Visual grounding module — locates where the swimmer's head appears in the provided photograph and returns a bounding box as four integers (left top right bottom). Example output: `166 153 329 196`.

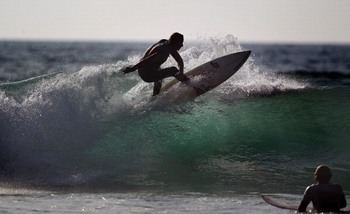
314 165 332 183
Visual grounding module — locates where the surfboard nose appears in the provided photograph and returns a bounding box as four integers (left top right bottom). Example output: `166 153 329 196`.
242 50 251 57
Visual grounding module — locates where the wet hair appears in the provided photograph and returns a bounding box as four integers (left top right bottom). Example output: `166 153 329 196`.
169 32 184 43
314 165 332 183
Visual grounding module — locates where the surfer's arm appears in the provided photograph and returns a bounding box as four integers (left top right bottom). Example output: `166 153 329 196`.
338 186 347 209
298 187 312 212
298 200 309 212
170 50 184 73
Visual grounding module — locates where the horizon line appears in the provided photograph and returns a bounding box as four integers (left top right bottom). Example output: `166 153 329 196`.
1 37 350 46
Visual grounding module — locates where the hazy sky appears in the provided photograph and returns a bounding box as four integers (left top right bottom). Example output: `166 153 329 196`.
1 0 349 43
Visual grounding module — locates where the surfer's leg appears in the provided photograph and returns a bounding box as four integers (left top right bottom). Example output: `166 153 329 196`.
139 67 175 82
156 67 178 79
140 67 188 96
153 80 162 96
141 67 188 82
158 67 189 81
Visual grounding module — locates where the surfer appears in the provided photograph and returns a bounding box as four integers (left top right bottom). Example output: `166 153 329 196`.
298 165 347 213
122 32 189 96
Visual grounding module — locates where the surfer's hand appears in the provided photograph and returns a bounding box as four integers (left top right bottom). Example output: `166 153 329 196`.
121 66 134 74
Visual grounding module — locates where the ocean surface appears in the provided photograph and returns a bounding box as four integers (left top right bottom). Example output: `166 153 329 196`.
1 35 349 213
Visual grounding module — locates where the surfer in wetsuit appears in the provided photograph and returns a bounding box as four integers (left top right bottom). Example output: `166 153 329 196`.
122 32 189 96
298 165 347 213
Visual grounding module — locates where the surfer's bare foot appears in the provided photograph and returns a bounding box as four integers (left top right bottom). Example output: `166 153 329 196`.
175 72 189 82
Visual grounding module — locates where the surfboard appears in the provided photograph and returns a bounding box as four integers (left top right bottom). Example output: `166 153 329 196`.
261 195 300 211
160 51 251 100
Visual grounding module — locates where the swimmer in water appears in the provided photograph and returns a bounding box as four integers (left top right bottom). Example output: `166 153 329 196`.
298 165 347 213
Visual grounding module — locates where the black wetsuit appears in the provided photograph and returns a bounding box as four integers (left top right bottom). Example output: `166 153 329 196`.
298 183 347 213
138 39 178 83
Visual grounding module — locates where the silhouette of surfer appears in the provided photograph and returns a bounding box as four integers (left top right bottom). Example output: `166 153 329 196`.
122 32 189 96
298 165 347 213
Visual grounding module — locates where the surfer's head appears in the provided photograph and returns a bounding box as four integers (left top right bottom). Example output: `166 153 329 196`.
314 165 332 183
169 32 184 50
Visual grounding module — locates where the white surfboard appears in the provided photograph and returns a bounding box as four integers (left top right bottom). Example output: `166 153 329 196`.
261 195 300 211
160 51 251 101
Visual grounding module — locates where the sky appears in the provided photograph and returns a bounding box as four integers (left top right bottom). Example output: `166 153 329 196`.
1 0 350 44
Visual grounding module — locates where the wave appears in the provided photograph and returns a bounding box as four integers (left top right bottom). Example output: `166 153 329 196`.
2 35 348 190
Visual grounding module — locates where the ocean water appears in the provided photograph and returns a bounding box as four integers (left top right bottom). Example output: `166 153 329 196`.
0 36 349 213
